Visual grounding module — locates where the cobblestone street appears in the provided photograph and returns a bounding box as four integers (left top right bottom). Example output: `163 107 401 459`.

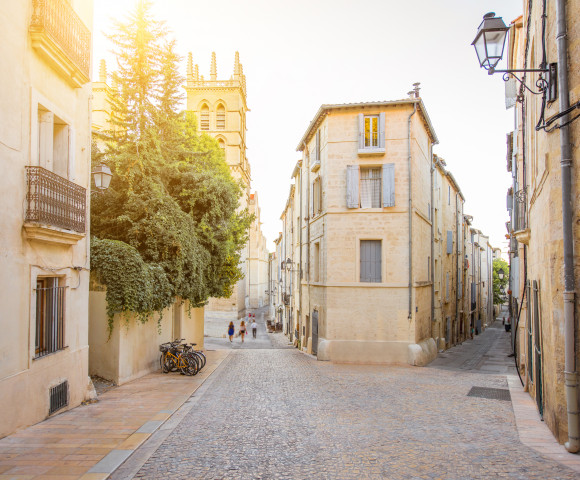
113 328 579 480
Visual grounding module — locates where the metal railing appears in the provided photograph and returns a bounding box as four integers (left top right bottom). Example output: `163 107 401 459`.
25 166 86 233
30 0 91 78
513 189 527 231
35 282 65 358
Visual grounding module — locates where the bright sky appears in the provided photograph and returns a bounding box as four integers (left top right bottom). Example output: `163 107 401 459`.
93 0 522 254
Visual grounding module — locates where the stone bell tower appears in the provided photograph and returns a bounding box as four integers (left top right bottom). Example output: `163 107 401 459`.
185 52 252 320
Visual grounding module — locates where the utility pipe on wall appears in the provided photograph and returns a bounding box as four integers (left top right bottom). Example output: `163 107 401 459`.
430 152 435 338
407 102 417 320
555 0 579 454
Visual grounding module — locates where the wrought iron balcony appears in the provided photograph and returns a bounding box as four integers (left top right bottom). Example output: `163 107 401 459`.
25 166 86 234
30 0 91 87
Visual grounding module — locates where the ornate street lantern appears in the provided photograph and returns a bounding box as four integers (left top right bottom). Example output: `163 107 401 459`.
92 164 112 191
472 12 509 71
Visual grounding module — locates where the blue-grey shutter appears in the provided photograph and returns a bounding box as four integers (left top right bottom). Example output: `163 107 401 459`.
506 190 513 210
358 114 364 149
360 240 381 282
446 230 453 254
382 163 395 207
379 112 385 149
346 165 359 208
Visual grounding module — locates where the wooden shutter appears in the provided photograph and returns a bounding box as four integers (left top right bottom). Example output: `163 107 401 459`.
360 240 381 282
447 230 453 254
446 272 450 301
379 112 385 149
68 126 75 181
357 114 364 150
346 165 359 208
382 163 395 207
315 130 320 161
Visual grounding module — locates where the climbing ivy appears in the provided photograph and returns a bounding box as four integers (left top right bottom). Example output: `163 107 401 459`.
90 237 173 335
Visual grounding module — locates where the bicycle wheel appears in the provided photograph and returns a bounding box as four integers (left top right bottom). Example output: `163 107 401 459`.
179 353 199 376
193 351 206 370
160 353 169 373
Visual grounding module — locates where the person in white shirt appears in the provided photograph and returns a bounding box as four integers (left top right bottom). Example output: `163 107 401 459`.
251 316 258 339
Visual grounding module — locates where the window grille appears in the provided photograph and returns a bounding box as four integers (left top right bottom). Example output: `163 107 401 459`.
49 381 68 414
35 277 65 358
360 168 381 208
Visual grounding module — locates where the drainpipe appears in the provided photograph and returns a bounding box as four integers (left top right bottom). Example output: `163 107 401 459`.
430 151 435 338
407 102 417 320
555 0 579 454
455 193 460 343
298 160 303 347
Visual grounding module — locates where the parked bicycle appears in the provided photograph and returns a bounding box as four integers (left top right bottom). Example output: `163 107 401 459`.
159 339 205 376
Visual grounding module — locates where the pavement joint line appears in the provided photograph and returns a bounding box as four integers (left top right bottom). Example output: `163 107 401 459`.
106 349 234 480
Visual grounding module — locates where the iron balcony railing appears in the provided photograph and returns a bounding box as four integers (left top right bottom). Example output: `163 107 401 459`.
30 0 91 78
25 166 86 233
513 189 528 232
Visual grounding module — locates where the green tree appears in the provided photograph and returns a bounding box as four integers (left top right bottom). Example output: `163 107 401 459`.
492 258 509 305
91 1 251 330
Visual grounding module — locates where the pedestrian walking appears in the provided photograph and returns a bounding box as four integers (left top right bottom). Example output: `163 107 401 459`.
227 321 235 342
251 316 258 339
239 320 247 343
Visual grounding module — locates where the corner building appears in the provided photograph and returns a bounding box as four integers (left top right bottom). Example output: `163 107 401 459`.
294 97 439 364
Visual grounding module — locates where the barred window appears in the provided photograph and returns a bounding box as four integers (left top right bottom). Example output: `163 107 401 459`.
360 240 382 283
35 277 65 358
360 168 381 208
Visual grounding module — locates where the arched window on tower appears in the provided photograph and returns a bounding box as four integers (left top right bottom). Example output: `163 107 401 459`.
200 104 210 131
218 139 226 158
216 104 226 130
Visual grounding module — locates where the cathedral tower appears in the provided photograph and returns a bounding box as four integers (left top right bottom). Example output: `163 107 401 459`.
185 52 252 319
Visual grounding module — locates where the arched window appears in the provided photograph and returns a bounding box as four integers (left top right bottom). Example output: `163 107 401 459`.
200 104 209 131
216 104 226 130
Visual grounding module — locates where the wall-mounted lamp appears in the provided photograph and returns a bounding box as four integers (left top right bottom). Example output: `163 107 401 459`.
472 11 557 104
92 164 113 192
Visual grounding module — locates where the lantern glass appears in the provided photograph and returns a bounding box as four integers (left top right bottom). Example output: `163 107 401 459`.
472 13 509 70
92 164 113 191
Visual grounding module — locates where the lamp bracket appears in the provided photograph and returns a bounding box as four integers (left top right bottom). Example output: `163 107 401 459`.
488 68 550 96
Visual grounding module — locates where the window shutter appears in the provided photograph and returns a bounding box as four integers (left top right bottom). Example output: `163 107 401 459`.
446 230 453 254
357 114 364 150
379 112 385 149
446 272 449 301
315 130 320 161
382 163 395 207
68 127 75 181
346 165 359 208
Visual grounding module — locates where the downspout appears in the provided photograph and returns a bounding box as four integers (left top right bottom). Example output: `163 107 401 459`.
430 151 435 338
407 102 417 320
555 0 579 453
455 193 460 343
298 161 303 347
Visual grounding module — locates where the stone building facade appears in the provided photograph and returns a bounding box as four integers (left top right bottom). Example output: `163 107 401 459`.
503 0 580 447
276 94 496 365
0 0 94 438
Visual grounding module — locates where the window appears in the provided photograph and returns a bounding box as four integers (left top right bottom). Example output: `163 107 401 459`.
360 168 381 208
312 176 322 216
346 164 395 208
448 185 451 205
365 116 379 148
38 106 73 179
360 240 381 283
35 277 65 358
358 113 385 153
314 242 320 282
200 104 209 130
216 104 226 129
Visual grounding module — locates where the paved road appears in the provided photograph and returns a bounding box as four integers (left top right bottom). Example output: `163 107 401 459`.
113 325 578 480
